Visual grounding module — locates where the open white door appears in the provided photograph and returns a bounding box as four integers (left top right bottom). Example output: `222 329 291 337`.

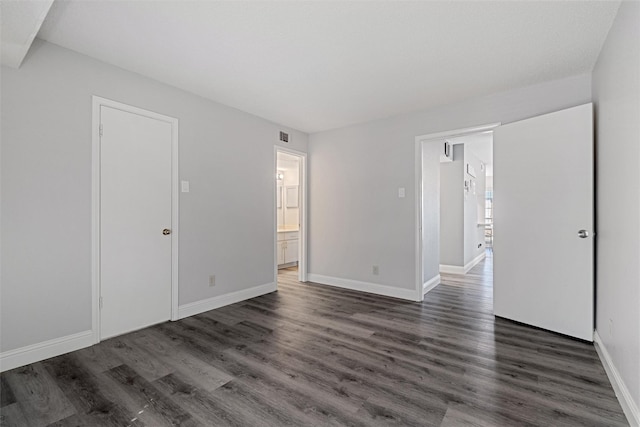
493 103 594 341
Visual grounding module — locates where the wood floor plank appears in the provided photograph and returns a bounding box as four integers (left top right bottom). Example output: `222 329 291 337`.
242 300 377 338
128 328 233 393
209 379 324 427
72 345 123 376
153 372 248 427
439 403 521 427
219 348 385 425
42 355 144 427
0 402 30 427
101 336 174 382
0 375 17 408
228 373 365 427
2 363 76 426
104 364 197 426
46 413 88 426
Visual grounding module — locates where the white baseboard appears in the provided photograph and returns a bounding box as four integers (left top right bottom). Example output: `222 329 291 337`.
178 282 277 319
464 251 486 273
440 252 486 275
423 274 441 296
278 262 297 269
0 330 94 373
440 264 465 274
594 331 639 427
307 274 419 301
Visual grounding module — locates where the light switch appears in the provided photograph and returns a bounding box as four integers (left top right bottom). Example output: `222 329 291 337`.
181 181 190 193
398 187 405 198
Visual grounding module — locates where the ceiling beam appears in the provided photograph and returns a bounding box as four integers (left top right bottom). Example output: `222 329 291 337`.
1 0 54 68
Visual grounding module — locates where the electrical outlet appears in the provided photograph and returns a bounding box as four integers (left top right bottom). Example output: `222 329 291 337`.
209 275 216 287
372 265 379 275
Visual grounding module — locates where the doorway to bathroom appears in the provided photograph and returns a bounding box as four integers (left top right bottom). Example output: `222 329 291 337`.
275 148 307 284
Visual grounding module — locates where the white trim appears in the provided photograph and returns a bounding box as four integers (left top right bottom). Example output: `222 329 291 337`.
307 274 420 301
415 123 501 143
178 282 277 319
423 274 441 295
440 264 466 275
440 252 486 275
593 332 640 427
414 138 424 301
92 96 179 344
414 123 500 303
273 148 278 286
274 146 308 284
0 330 93 373
171 116 180 321
91 98 101 344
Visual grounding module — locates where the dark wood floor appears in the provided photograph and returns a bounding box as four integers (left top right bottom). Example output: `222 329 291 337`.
0 254 628 426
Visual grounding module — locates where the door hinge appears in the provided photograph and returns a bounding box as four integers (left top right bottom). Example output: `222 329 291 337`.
99 296 103 309
99 124 103 137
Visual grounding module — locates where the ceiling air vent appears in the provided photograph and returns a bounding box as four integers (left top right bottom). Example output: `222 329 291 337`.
279 131 289 143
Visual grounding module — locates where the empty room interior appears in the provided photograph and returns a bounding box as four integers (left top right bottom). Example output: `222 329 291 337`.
1 1 639 426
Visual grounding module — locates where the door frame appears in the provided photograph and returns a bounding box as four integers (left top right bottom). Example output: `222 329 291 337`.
91 96 179 344
414 122 500 301
274 146 308 284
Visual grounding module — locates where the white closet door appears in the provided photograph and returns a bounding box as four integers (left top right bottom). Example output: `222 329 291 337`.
100 105 173 339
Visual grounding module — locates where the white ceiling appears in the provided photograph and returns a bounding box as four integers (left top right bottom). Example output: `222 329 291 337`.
31 1 621 133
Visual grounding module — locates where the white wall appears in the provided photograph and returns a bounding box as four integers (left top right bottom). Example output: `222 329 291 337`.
0 40 308 353
439 144 486 269
440 144 464 266
592 0 640 419
463 145 486 265
308 73 591 295
421 141 440 284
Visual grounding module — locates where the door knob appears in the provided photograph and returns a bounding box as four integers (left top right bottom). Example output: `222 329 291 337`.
163 228 171 235
578 229 589 238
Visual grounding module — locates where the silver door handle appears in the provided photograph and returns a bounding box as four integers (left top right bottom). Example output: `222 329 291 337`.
578 230 589 238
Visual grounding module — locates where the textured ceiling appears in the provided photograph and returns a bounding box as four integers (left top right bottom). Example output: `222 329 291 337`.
36 1 620 133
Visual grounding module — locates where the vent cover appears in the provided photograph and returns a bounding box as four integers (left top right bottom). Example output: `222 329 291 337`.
279 131 289 143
